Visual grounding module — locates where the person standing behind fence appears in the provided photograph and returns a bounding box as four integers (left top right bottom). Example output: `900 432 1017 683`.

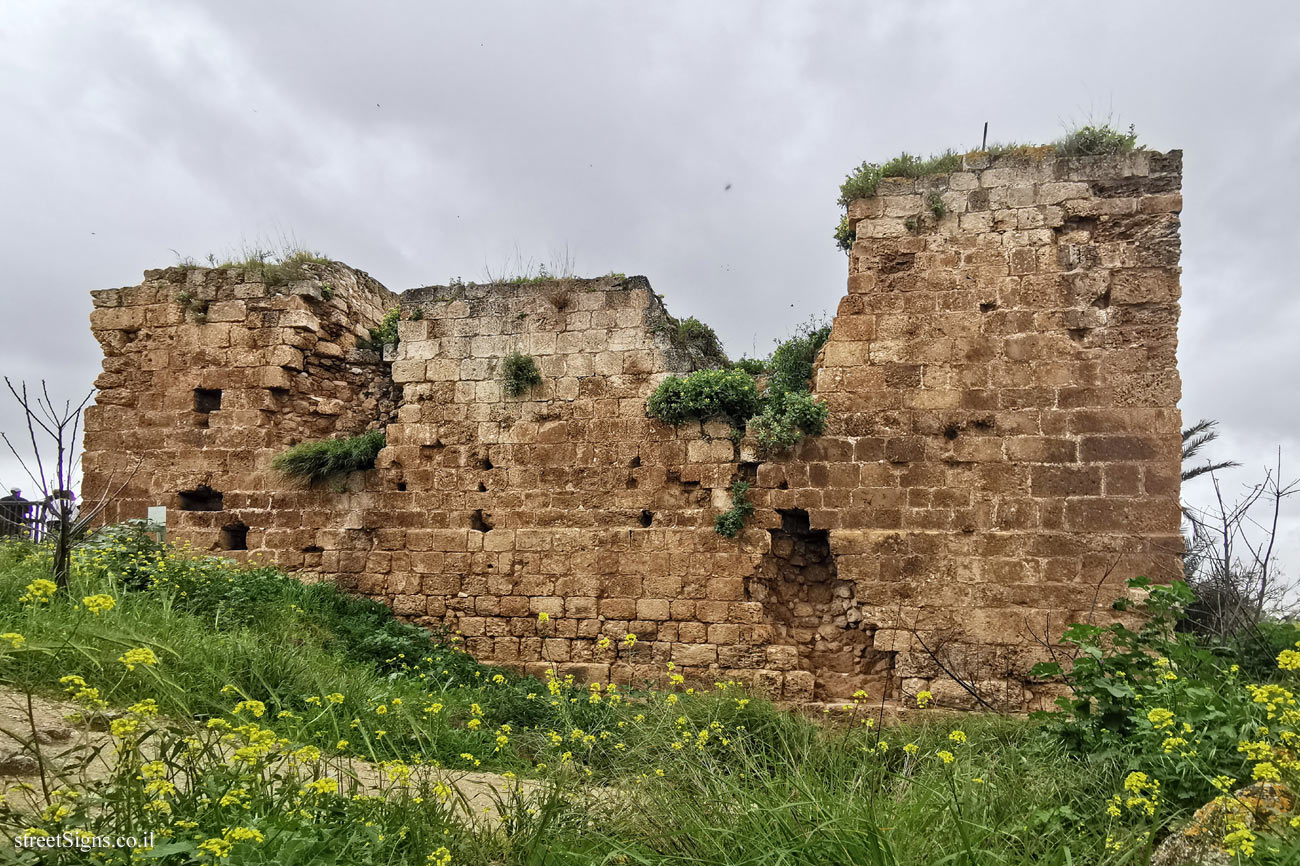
0 488 32 537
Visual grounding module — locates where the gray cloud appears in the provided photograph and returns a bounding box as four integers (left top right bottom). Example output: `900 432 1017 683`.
2 0 1297 570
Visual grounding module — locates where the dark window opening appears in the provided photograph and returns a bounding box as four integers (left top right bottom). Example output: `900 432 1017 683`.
639 510 654 528
738 461 759 484
942 423 960 440
471 509 494 532
220 522 248 551
628 456 641 469
477 482 487 492
777 479 789 490
179 486 223 512
626 476 638 490
194 388 222 413
302 544 324 553
396 481 407 491
480 456 493 471
978 301 998 313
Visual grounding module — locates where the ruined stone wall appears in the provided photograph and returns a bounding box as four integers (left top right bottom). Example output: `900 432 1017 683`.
82 148 1185 710
83 262 397 555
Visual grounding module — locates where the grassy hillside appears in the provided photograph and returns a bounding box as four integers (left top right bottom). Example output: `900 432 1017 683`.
1 528 1299 864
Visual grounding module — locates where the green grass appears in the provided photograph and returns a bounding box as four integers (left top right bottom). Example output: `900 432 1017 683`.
271 430 386 483
1 532 1275 865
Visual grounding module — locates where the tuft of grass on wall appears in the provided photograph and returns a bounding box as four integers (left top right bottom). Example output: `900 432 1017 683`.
271 430 386 483
1053 123 1139 156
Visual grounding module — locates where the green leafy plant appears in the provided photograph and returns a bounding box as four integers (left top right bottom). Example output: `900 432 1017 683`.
271 430 386 482
646 369 762 427
714 480 755 538
1029 577 1271 808
749 391 829 452
320 283 334 301
1053 123 1139 157
833 214 855 253
732 357 768 376
928 192 948 219
502 351 543 397
766 319 831 400
362 307 401 350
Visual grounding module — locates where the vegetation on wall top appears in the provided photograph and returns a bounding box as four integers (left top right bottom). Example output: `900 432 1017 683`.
175 238 333 288
833 123 1142 251
646 368 761 427
271 430 386 483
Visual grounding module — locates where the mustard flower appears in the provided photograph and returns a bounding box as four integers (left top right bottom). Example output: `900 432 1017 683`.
18 579 57 605
232 700 266 718
916 690 932 709
81 594 116 615
936 750 955 764
536 612 549 624
427 847 452 866
948 729 967 744
622 633 637 648
1 632 26 649
118 647 159 672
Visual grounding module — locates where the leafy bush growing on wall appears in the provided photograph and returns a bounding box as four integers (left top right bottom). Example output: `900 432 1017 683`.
749 391 829 452
502 351 543 397
713 480 755 538
766 319 831 400
646 369 762 427
360 307 401 350
271 430 386 483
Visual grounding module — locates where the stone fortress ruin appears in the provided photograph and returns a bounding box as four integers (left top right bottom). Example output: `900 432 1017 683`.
82 148 1186 710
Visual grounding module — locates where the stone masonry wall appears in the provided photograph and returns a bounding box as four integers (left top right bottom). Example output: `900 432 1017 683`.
82 148 1185 710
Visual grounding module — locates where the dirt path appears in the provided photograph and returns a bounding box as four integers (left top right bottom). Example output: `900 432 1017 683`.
0 687 537 826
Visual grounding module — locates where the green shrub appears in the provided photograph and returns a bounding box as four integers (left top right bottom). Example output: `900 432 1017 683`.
749 391 829 452
502 350 543 397
766 319 831 400
928 191 947 219
833 214 856 253
271 430 386 482
732 357 768 376
1053 123 1139 156
362 307 401 350
714 480 755 538
664 315 726 364
646 369 762 427
1030 576 1289 809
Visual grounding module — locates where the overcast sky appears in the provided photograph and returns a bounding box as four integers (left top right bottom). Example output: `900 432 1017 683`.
2 1 1297 578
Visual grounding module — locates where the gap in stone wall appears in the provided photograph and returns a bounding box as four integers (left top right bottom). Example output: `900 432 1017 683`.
749 508 877 696
178 486 223 512
220 521 248 551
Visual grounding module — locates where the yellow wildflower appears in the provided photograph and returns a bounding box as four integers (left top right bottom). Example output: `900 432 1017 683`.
18 579 57 604
118 647 159 672
81 594 116 615
1 632 26 649
916 690 932 709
